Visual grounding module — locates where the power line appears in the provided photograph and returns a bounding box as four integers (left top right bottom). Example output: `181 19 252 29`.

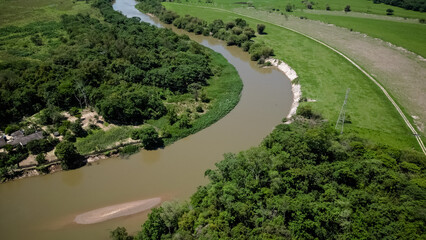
335 88 350 134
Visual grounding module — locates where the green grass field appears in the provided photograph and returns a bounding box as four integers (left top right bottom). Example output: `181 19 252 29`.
190 0 426 19
0 0 101 27
163 2 420 150
294 12 426 57
177 0 426 57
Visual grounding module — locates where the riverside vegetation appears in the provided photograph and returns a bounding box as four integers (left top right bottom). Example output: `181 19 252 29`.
159 0 423 150
108 1 425 239
0 0 242 180
112 109 426 239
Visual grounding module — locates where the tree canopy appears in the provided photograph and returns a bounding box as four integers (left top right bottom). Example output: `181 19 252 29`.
134 116 425 239
0 0 214 128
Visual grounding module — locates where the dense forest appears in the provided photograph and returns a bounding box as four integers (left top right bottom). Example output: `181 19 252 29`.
373 0 426 12
136 0 274 62
112 109 426 239
0 0 244 178
0 0 213 128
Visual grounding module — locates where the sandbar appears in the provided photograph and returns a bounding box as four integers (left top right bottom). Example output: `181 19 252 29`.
74 197 161 224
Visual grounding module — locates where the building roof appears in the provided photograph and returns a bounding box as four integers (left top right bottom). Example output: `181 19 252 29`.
11 130 24 138
10 131 44 146
0 137 6 148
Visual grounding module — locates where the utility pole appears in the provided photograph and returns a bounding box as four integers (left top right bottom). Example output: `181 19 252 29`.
335 88 350 134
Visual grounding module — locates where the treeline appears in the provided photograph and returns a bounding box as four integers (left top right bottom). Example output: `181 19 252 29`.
373 0 426 12
0 0 214 127
137 0 274 62
113 110 426 239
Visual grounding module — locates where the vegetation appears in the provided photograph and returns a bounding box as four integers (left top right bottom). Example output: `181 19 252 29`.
120 115 426 239
1 0 243 167
373 0 426 12
136 0 274 62
131 126 163 150
54 141 83 170
161 2 420 150
171 0 426 57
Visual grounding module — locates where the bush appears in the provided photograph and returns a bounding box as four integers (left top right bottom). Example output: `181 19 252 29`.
36 153 47 165
69 107 80 116
131 126 163 150
386 8 394 15
54 141 83 170
5 124 20 135
119 144 140 156
64 132 76 142
286 4 293 12
297 105 320 119
196 105 204 113
70 121 87 138
344 5 351 12
256 24 265 34
26 139 53 155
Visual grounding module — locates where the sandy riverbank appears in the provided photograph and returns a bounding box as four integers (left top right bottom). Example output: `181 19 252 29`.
74 197 162 224
266 58 300 121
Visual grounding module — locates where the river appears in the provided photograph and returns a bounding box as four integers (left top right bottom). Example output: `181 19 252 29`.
0 0 292 239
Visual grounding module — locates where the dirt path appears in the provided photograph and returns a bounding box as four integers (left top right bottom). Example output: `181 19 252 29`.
170 4 426 154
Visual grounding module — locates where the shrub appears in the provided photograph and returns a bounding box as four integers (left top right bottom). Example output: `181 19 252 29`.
69 107 80 116
344 5 351 12
55 141 83 170
26 139 53 155
386 8 394 15
196 105 204 113
119 144 140 156
5 124 20 135
132 126 163 150
70 121 87 138
297 105 320 119
36 153 47 165
257 24 265 34
286 4 293 12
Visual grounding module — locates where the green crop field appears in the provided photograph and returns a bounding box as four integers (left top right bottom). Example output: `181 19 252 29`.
162 2 422 150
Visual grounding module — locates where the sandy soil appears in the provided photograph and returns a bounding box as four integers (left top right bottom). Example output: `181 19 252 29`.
235 8 426 134
266 58 301 121
74 197 162 224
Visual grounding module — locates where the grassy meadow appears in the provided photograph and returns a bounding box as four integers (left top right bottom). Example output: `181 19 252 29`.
175 0 426 57
162 2 421 150
190 0 426 19
0 0 101 27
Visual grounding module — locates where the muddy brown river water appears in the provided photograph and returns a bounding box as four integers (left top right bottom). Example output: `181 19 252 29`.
0 0 292 239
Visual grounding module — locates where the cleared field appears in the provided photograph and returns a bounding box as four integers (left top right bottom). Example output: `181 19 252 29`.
163 2 422 150
0 0 101 27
